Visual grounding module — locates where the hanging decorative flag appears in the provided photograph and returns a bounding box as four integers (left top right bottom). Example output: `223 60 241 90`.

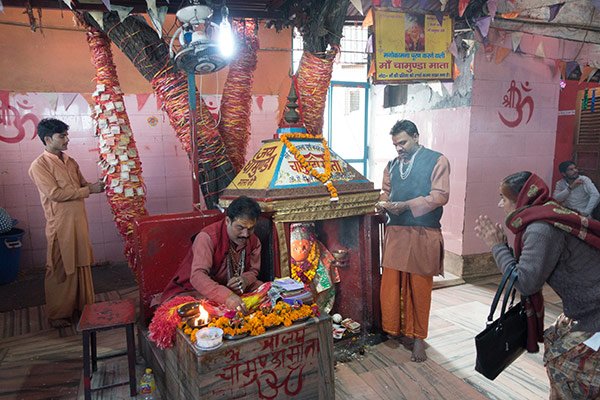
566 61 578 78
350 0 363 15
146 0 157 20
591 89 596 113
453 63 461 79
112 5 133 22
495 46 511 64
448 38 459 58
458 0 470 17
548 3 565 22
88 11 105 30
136 93 151 111
475 16 491 38
429 82 444 96
487 0 498 19
556 59 566 79
535 42 545 58
440 0 449 11
42 93 59 112
0 0 5 12
148 5 168 38
62 93 79 111
511 31 523 51
362 8 373 27
81 93 95 109
579 66 598 83
101 0 111 11
61 0 72 9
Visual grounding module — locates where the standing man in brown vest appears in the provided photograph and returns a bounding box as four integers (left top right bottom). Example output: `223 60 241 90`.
377 120 450 362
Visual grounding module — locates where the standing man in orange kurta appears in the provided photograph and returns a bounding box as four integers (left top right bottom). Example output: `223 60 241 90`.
29 118 105 328
377 119 450 362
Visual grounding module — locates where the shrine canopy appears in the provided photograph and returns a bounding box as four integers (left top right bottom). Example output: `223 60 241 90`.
221 135 378 218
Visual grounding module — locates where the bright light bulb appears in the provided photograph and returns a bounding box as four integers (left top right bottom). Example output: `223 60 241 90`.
219 19 235 58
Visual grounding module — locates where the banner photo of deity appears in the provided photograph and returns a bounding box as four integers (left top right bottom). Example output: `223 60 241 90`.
289 222 340 314
373 9 453 83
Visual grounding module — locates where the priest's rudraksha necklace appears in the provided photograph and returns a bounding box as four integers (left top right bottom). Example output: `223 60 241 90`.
227 247 246 280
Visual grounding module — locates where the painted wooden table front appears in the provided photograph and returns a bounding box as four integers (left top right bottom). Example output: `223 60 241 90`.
162 315 335 399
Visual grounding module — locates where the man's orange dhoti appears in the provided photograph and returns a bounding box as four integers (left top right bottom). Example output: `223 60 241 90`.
380 269 433 339
45 239 95 320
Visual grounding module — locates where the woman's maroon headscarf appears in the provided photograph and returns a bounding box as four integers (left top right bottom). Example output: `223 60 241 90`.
503 173 600 351
505 173 600 256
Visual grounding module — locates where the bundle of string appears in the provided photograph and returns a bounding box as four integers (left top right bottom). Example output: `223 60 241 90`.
82 11 235 209
292 50 337 137
85 25 148 268
218 19 259 173
151 65 235 208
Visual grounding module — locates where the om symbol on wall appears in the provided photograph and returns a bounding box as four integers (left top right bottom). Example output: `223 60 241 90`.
0 92 39 144
498 80 534 128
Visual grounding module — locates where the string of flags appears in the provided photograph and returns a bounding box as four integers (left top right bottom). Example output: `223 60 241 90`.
367 0 594 19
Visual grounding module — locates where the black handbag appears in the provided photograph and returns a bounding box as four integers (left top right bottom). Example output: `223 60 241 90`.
474 264 527 380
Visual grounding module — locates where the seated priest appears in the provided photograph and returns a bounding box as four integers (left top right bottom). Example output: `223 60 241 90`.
157 196 263 311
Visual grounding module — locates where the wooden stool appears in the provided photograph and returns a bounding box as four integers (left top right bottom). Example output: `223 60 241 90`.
77 298 137 400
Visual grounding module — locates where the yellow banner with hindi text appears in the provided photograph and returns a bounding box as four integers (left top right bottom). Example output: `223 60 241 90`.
373 10 453 83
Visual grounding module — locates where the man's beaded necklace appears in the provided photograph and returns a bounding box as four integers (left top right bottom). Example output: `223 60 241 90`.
399 145 422 180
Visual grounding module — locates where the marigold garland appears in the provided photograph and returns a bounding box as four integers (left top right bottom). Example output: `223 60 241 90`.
290 241 320 283
280 133 339 201
179 302 317 340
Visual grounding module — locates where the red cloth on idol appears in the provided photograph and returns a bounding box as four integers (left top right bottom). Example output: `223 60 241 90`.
505 173 600 352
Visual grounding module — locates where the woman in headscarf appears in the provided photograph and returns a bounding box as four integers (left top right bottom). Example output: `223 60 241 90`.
474 171 600 399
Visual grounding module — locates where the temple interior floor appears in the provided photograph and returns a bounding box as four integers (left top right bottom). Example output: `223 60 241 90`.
0 275 559 399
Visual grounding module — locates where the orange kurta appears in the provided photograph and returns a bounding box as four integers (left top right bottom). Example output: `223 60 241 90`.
29 151 95 319
379 153 450 338
29 151 94 273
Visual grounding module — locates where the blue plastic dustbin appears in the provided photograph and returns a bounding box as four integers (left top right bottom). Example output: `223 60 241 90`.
0 228 25 284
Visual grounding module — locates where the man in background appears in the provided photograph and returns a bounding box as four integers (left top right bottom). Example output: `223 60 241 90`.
553 160 599 217
29 118 105 327
377 119 450 362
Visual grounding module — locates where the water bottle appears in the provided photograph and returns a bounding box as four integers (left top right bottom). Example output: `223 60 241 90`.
139 368 156 399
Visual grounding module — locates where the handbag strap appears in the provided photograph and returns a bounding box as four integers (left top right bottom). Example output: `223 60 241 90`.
500 268 519 317
486 263 516 323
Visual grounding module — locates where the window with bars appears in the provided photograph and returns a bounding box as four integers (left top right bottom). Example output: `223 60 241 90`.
292 25 369 72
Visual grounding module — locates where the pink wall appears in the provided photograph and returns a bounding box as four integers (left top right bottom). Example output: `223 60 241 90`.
463 48 560 255
368 89 470 255
0 92 278 273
